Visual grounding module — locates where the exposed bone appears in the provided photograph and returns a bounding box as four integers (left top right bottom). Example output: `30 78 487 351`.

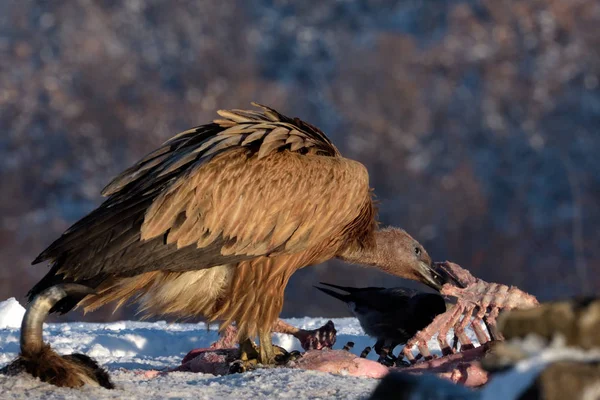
402 262 538 362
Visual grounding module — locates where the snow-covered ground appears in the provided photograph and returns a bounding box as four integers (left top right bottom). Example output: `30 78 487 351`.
0 298 396 399
4 298 596 399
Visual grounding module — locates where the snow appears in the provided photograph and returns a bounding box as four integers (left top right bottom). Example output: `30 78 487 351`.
0 298 25 329
0 315 384 399
0 297 564 400
0 367 378 400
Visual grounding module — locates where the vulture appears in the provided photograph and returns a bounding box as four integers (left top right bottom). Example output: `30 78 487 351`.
0 284 114 388
28 103 455 366
315 283 446 364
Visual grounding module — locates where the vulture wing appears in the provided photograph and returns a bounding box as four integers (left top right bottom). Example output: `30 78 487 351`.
32 104 373 285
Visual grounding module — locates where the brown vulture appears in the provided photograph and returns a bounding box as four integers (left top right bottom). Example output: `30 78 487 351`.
28 103 454 365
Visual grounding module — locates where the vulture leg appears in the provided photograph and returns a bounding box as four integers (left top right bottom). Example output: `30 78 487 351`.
189 320 335 370
258 329 289 365
258 330 276 364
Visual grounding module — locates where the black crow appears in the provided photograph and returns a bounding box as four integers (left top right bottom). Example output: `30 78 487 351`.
315 283 447 364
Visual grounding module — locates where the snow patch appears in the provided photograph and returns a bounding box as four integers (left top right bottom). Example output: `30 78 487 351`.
0 317 381 399
0 298 25 329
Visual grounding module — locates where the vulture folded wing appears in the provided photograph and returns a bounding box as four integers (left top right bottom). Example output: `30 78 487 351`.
140 150 372 261
32 104 373 284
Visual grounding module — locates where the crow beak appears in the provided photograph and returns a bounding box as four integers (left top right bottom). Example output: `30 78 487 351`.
418 261 464 291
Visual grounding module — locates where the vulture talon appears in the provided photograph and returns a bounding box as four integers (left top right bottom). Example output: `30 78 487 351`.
232 339 289 372
286 350 303 363
229 360 251 374
238 338 260 365
273 347 295 364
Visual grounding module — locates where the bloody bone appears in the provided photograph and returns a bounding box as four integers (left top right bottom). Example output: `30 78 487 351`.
402 262 539 362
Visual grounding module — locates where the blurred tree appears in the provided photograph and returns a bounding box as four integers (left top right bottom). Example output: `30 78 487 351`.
1 0 598 321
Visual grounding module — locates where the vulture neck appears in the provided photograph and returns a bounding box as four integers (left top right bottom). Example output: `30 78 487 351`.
338 228 407 275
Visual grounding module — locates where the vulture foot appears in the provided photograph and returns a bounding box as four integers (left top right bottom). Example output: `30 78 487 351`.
229 338 289 373
184 320 335 372
229 338 259 373
402 262 539 363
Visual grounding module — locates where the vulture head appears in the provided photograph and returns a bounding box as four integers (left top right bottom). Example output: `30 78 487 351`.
384 228 454 290
339 227 459 291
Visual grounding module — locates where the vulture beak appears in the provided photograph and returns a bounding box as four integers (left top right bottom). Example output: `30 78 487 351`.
417 261 463 291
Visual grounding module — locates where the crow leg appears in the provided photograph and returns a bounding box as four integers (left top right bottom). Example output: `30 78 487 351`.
377 341 398 366
343 341 355 351
359 346 372 358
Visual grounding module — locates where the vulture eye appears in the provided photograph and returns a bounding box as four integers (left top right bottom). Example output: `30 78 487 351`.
414 247 421 256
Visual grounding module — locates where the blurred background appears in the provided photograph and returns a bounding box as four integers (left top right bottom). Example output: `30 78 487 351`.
1 0 599 322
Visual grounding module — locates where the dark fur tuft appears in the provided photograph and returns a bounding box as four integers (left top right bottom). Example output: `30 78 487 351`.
1 284 114 389
1 345 114 389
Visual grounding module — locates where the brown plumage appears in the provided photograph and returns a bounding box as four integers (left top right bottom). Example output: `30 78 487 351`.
1 284 114 389
28 103 453 363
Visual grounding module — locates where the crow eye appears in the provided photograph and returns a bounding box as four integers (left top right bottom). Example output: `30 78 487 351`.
414 247 421 256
